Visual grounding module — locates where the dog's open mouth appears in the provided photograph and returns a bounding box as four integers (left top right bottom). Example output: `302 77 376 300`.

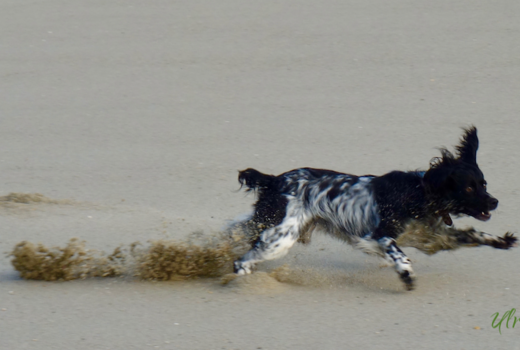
475 211 491 221
463 209 492 221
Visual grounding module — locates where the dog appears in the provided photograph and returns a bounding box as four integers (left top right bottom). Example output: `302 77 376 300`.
232 127 516 290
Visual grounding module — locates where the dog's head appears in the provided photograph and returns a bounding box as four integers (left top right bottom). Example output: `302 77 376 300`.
423 127 498 221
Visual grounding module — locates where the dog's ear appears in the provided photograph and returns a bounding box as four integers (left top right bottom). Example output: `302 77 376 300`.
455 126 479 164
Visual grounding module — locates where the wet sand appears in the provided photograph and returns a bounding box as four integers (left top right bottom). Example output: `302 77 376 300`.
1 1 519 349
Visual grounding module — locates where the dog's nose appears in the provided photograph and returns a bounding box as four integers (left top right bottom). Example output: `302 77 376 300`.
489 197 499 210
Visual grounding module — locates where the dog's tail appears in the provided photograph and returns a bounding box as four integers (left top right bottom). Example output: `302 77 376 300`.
238 168 277 192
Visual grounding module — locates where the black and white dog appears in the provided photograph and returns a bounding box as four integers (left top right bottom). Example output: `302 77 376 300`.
233 127 516 290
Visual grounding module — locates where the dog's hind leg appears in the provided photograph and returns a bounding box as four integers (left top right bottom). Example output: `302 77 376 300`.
378 237 416 290
233 202 309 275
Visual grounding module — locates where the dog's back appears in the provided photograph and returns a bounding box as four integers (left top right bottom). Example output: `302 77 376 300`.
238 168 382 238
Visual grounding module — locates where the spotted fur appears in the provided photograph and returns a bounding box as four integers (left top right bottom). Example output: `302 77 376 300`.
233 127 517 290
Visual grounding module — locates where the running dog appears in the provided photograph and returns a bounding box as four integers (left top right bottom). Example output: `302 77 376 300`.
232 127 516 290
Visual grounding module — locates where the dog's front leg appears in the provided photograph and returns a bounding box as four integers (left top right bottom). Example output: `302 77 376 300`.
378 237 416 291
452 228 517 249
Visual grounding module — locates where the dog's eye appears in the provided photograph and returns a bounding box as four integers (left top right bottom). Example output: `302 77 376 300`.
466 186 474 193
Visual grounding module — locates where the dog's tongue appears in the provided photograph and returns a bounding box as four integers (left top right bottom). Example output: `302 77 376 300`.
442 213 453 226
476 212 491 221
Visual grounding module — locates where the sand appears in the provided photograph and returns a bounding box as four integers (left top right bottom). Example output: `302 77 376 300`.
1 0 520 349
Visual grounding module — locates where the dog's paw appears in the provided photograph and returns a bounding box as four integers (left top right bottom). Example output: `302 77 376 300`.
399 271 416 291
493 232 517 249
233 260 253 275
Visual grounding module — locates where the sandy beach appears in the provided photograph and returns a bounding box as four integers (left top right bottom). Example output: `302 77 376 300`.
1 1 519 349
